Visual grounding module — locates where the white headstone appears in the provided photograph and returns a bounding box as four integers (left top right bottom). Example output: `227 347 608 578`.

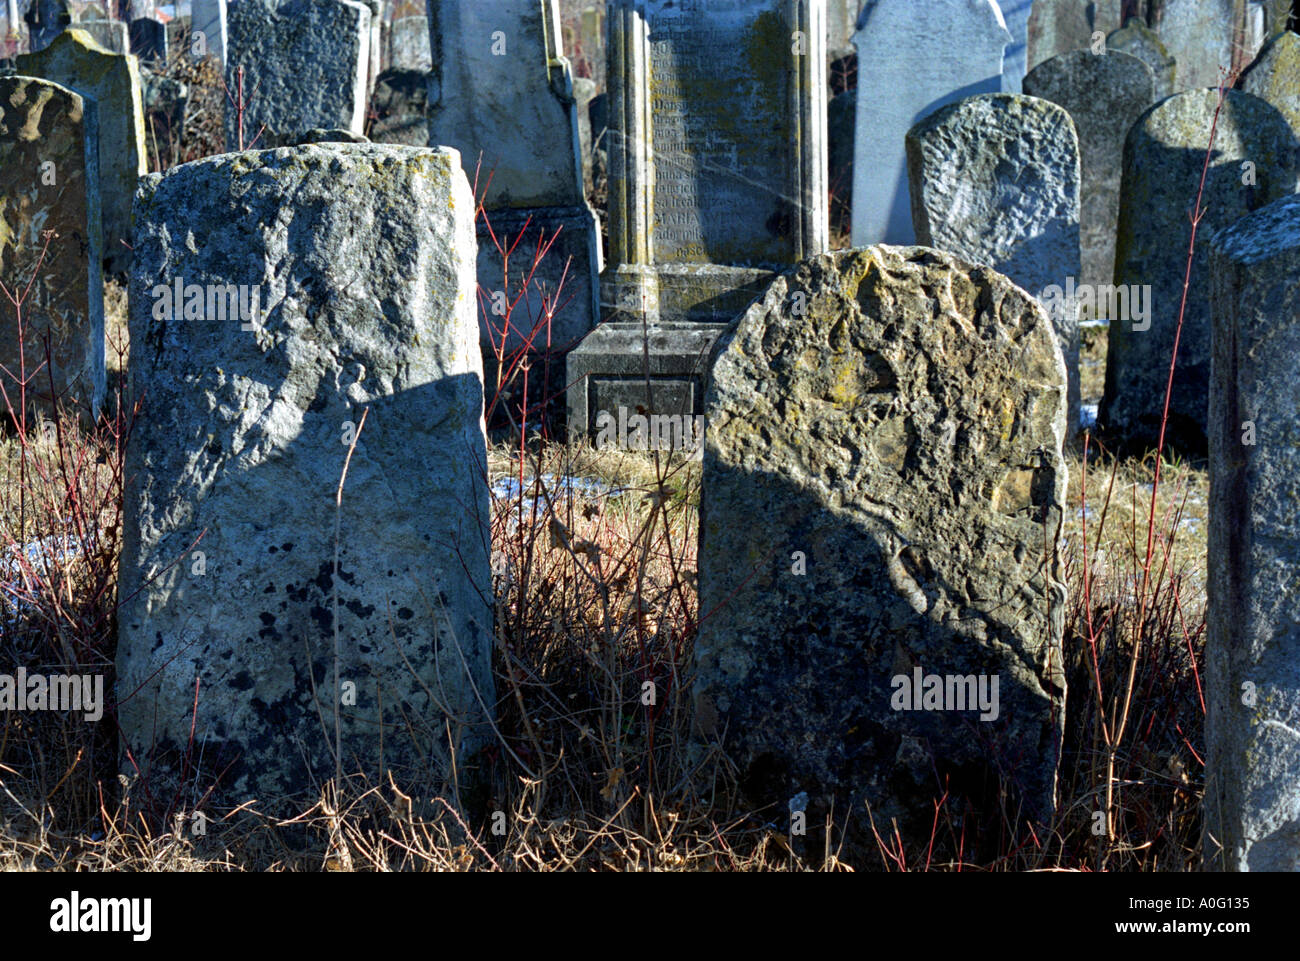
851 0 1010 246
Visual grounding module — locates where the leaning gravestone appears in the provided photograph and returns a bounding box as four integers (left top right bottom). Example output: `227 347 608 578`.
192 0 228 65
1024 50 1156 295
0 75 103 420
1206 190 1300 872
118 142 494 804
389 15 430 72
128 16 166 63
1107 16 1177 98
907 93 1082 438
75 19 130 55
1148 0 1235 90
1027 0 1121 69
852 0 1008 247
1240 30 1300 142
571 0 828 439
1102 89 1297 452
369 68 429 146
697 245 1068 850
18 29 146 275
225 0 370 149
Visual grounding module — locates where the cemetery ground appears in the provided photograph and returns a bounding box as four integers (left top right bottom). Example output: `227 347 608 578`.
0 310 1211 869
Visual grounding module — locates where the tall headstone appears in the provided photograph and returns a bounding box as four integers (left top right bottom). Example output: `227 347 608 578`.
570 0 827 439
697 245 1068 851
128 15 165 62
1240 30 1300 141
907 93 1081 437
1102 89 1298 452
192 0 228 65
851 0 1008 247
76 19 129 55
1024 50 1157 292
118 143 494 805
1107 16 1177 98
24 0 69 51
1148 0 1236 90
389 14 429 72
18 28 146 275
1027 0 1121 69
225 0 370 150
426 1 603 412
0 75 103 419
1206 190 1300 872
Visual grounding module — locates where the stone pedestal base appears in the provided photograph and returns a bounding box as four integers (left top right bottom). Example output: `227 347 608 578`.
601 263 775 325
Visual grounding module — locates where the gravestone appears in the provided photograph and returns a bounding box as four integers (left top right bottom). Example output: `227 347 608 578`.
427 0 602 401
572 0 828 439
1107 16 1176 98
1148 0 1235 90
907 93 1082 438
225 0 370 150
118 142 494 804
999 0 1035 93
1206 190 1300 871
1240 30 1300 141
73 18 128 54
697 245 1068 851
369 68 428 146
1102 88 1298 452
389 14 429 72
18 28 146 275
851 0 1008 247
192 0 227 65
24 0 69 51
1024 50 1156 294
0 75 103 419
1027 0 1121 69
128 15 165 62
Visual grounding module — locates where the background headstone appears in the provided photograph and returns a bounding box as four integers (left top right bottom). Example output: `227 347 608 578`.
1000 0 1035 93
1148 0 1235 90
118 142 494 805
907 93 1082 437
75 18 128 54
18 28 146 275
1027 0 1122 69
24 0 69 51
697 245 1068 852
0 75 103 419
1102 88 1298 452
1107 16 1177 98
225 0 370 150
1024 50 1156 295
192 0 227 65
1240 30 1300 141
1206 190 1300 872
388 13 429 72
128 14 164 62
852 0 1009 247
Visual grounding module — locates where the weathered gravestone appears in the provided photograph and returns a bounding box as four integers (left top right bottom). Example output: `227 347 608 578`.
128 16 166 63
571 0 828 439
18 29 146 275
1148 0 1236 90
852 0 1008 247
1102 88 1297 452
1240 30 1300 142
0 75 103 420
75 19 129 55
907 93 1082 438
369 68 428 146
225 0 370 150
1107 16 1177 98
192 0 228 65
1024 50 1156 297
1206 190 1300 871
696 245 1068 850
118 142 494 804
1027 0 1121 69
389 14 430 72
